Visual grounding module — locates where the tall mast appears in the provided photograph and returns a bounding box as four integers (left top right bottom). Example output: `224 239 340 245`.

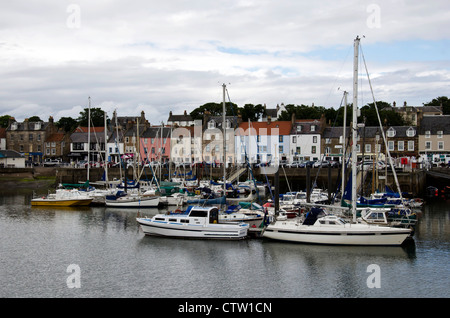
222 83 227 196
351 36 360 222
87 96 91 181
104 110 108 184
341 91 348 199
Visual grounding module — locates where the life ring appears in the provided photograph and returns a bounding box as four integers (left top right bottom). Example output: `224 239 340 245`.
174 208 182 213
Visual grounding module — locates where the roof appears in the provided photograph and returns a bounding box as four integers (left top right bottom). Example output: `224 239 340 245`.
167 112 193 123
322 127 351 138
6 121 49 131
75 127 105 133
419 115 450 134
141 127 172 138
70 132 107 143
291 119 323 134
0 150 24 158
46 132 66 142
238 121 292 135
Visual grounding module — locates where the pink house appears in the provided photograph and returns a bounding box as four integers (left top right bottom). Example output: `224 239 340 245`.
140 126 171 163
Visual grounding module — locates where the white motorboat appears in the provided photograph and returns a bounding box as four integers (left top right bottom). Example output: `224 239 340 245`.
137 206 249 240
263 208 412 246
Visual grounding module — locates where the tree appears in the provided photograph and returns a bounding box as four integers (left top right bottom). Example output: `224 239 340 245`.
28 116 42 122
240 104 265 122
56 117 78 133
77 107 107 127
424 96 450 115
190 102 239 120
0 115 12 128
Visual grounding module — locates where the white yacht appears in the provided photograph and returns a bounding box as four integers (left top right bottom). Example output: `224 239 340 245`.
137 206 249 240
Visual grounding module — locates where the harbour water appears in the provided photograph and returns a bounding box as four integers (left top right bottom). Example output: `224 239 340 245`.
0 189 449 299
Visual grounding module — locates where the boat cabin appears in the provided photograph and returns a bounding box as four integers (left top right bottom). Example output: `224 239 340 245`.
161 206 219 225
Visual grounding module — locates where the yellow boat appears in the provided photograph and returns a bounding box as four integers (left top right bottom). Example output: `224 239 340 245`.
31 197 93 206
31 189 93 207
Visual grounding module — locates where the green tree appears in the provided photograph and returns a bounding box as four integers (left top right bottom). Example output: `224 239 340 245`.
0 115 12 128
56 117 78 133
28 116 42 122
424 96 450 115
240 104 265 122
77 107 107 127
190 102 239 120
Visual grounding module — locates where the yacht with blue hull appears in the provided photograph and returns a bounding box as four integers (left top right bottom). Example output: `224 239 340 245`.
137 206 249 240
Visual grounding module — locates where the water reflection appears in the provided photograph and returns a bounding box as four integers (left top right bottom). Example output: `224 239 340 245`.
0 192 448 298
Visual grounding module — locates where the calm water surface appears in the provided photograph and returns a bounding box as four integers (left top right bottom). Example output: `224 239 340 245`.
0 190 448 298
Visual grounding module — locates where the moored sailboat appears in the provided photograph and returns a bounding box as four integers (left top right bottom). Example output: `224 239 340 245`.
262 37 412 246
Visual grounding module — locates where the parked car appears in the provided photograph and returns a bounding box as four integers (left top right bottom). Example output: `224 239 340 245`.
329 161 341 168
358 161 385 171
300 161 315 168
43 159 61 167
279 160 288 167
287 161 302 168
313 160 331 168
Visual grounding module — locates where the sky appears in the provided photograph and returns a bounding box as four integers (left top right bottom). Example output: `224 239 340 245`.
0 0 449 125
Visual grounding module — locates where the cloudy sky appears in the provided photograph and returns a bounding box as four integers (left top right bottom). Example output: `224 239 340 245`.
1 0 449 124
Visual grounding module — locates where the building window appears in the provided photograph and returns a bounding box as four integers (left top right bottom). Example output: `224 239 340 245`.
425 131 431 138
398 141 404 151
313 136 317 143
292 136 296 143
408 141 414 151
311 146 316 154
279 135 283 143
279 145 283 154
425 141 431 150
388 141 394 151
437 131 443 138
296 125 302 132
387 128 396 137
296 146 301 154
438 141 444 150
311 125 315 132
365 144 371 153
406 128 415 137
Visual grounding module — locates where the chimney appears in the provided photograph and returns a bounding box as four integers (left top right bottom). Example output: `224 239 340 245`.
393 101 396 107
404 101 407 107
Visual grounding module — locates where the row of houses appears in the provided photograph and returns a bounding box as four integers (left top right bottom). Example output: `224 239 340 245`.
1 104 449 168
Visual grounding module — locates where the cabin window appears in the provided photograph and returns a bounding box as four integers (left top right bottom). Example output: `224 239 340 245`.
189 210 207 217
180 219 189 223
169 218 177 222
209 208 219 224
155 217 165 221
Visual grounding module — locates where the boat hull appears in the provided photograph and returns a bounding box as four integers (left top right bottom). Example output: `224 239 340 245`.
105 196 160 207
31 198 93 206
137 218 248 240
263 222 411 246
